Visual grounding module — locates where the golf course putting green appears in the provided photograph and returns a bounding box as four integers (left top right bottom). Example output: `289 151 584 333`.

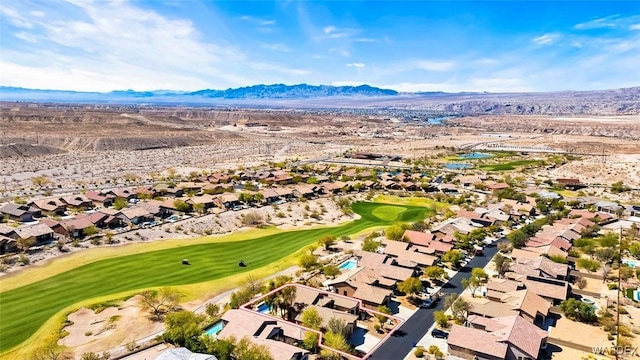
0 201 429 353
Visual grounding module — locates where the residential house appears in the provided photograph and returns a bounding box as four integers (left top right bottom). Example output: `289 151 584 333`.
487 182 510 191
84 191 113 207
275 187 295 201
153 184 184 197
595 201 622 214
120 207 153 225
52 217 96 238
628 205 640 217
95 209 127 228
448 315 548 360
11 223 55 245
293 184 316 199
293 305 358 336
187 194 217 211
326 267 394 309
519 276 570 305
556 178 583 190
261 188 281 204
486 278 521 301
382 240 438 268
59 195 93 210
138 199 175 218
509 257 570 281
0 203 41 222
0 234 16 254
105 188 137 201
218 310 310 360
29 198 66 216
218 193 240 209
154 347 217 360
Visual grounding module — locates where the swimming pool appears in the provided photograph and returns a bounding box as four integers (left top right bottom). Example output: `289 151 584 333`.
204 320 224 336
257 302 272 314
623 259 640 268
444 163 472 169
339 259 358 271
459 152 494 159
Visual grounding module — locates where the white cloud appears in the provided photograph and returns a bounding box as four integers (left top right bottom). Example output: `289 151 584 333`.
347 62 365 68
415 60 455 72
240 15 276 26
532 33 559 45
29 10 46 18
14 31 37 43
574 16 619 30
323 25 336 34
630 24 640 30
261 43 291 52
321 25 357 39
0 1 271 91
331 81 366 87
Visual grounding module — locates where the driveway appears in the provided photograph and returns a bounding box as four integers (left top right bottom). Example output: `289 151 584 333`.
368 245 500 359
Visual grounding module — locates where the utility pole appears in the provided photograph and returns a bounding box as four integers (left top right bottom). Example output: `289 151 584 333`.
616 226 622 360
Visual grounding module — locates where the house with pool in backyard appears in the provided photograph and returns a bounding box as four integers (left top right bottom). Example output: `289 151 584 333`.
201 284 403 360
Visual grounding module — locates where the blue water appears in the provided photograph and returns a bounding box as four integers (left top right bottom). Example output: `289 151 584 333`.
459 152 494 159
427 116 453 125
444 163 472 169
204 321 224 336
257 302 272 314
623 259 640 268
339 259 358 271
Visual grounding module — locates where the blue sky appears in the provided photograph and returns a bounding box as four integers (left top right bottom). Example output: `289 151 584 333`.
1 0 639 92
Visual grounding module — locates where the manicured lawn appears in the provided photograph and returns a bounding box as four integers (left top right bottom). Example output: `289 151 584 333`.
371 205 407 221
478 160 541 171
0 201 427 354
373 194 449 212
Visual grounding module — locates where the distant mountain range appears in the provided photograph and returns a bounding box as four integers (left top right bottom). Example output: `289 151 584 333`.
1 84 638 115
0 84 398 102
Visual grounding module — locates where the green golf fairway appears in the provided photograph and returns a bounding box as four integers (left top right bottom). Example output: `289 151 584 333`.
0 202 428 353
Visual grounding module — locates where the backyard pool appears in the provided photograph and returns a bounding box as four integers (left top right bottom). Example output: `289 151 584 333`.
623 259 640 268
444 163 472 169
204 320 224 336
339 259 358 271
459 152 494 159
257 302 272 314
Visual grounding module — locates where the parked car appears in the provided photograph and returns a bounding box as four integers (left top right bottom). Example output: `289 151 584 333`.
431 328 449 339
420 298 434 308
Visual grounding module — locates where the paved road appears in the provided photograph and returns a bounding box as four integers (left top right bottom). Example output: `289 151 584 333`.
369 244 500 359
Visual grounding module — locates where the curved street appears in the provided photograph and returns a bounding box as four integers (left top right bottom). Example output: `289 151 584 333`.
369 244 500 359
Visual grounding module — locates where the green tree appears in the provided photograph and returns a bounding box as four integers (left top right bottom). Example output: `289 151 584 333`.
442 250 463 267
16 237 35 252
205 336 236 360
113 197 128 210
444 294 470 322
619 265 635 282
507 230 528 248
327 318 349 338
559 298 597 323
137 288 180 320
298 253 318 270
423 266 447 282
323 264 341 278
301 307 324 330
163 310 206 349
629 243 640 258
397 277 422 299
494 253 510 276
577 258 601 273
174 199 192 213
597 232 618 248
193 203 206 214
385 223 408 241
31 175 51 189
302 331 319 352
433 310 449 328
321 331 352 359
232 337 275 360
611 181 629 193
362 238 381 252
375 305 392 329
205 303 221 321
83 225 99 237
471 268 489 282
318 235 337 250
